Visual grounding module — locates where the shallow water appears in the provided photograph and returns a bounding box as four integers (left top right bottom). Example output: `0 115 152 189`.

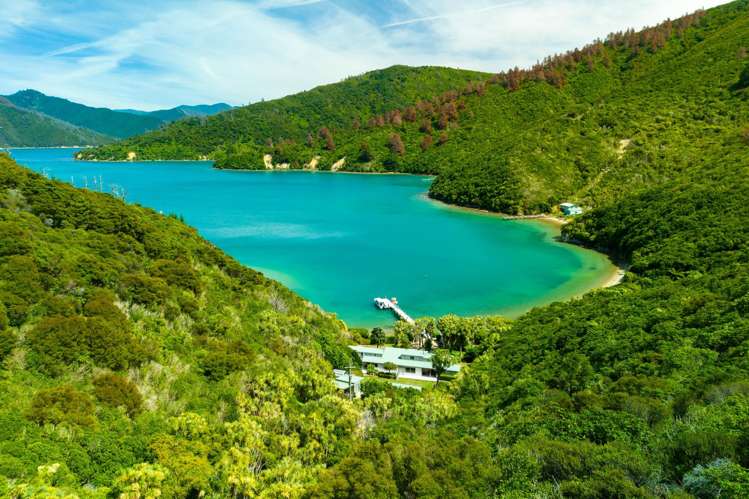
11 148 615 327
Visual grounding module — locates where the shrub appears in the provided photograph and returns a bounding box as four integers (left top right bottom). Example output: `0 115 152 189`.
0 329 16 363
199 340 255 380
683 458 749 498
120 273 170 306
93 373 143 417
28 315 143 373
738 64 749 90
0 222 32 257
151 259 202 294
28 386 96 427
83 288 126 322
0 302 7 330
0 291 30 327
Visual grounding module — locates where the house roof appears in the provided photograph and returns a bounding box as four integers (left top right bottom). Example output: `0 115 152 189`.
333 369 362 390
350 345 461 372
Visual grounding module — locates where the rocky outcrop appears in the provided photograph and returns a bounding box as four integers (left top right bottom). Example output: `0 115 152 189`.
331 157 346 172
263 154 274 170
305 156 320 171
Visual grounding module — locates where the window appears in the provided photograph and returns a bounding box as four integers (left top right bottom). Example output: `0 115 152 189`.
404 367 416 373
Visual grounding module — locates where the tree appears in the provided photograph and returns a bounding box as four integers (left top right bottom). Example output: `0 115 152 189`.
112 463 168 499
389 110 403 127
438 132 449 145
420 135 433 152
738 65 749 90
431 349 458 384
365 363 377 375
319 127 335 150
383 362 397 378
369 327 386 346
93 373 143 417
388 133 405 155
419 119 432 134
393 320 413 347
306 133 315 147
358 142 373 163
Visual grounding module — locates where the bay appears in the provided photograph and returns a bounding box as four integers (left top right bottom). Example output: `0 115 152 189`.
11 148 616 327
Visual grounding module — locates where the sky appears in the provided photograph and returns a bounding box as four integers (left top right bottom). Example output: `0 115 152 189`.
0 0 732 110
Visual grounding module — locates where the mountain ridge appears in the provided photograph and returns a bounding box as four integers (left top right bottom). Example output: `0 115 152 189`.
1 90 232 147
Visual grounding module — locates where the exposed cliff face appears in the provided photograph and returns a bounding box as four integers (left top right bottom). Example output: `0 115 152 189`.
331 157 346 172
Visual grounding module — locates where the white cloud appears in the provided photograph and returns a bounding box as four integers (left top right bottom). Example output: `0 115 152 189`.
0 0 733 109
0 0 40 37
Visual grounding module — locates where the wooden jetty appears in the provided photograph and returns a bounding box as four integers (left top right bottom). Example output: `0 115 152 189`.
373 297 415 324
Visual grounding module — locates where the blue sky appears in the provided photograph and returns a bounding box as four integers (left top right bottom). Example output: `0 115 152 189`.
0 0 730 110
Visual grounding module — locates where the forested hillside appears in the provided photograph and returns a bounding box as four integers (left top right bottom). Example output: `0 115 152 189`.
82 1 749 216
5 90 165 140
79 65 488 162
0 99 109 147
0 152 366 496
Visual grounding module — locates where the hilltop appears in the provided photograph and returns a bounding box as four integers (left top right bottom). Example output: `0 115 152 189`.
82 1 749 216
117 103 233 122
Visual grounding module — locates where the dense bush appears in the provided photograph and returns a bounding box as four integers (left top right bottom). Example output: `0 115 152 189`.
28 386 96 427
27 315 142 373
93 373 143 416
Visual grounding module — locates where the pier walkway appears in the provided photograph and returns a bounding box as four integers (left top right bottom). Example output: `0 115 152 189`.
374 297 415 324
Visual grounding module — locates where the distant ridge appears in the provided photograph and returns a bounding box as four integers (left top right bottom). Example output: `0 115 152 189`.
5 90 163 139
0 97 109 147
0 90 232 146
117 103 232 123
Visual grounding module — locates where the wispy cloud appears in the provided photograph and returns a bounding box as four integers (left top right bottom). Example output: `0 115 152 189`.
0 0 732 109
383 1 525 28
256 0 327 9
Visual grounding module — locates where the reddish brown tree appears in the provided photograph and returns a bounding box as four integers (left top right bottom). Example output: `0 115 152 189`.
437 132 449 145
420 135 433 151
319 127 335 150
388 133 405 155
389 110 403 127
419 119 433 134
437 113 449 130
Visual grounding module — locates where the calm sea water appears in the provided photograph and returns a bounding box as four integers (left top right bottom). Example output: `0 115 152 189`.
11 148 614 327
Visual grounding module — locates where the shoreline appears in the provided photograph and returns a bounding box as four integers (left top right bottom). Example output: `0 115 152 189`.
423 193 626 292
424 193 568 226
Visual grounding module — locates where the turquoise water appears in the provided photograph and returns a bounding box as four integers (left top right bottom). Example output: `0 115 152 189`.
10 148 614 327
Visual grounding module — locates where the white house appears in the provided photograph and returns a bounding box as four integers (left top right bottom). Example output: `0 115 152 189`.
350 345 461 382
560 202 583 216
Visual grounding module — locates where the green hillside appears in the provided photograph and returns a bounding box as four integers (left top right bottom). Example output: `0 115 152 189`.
82 2 749 217
5 90 164 140
79 65 488 161
0 98 109 147
0 152 362 496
